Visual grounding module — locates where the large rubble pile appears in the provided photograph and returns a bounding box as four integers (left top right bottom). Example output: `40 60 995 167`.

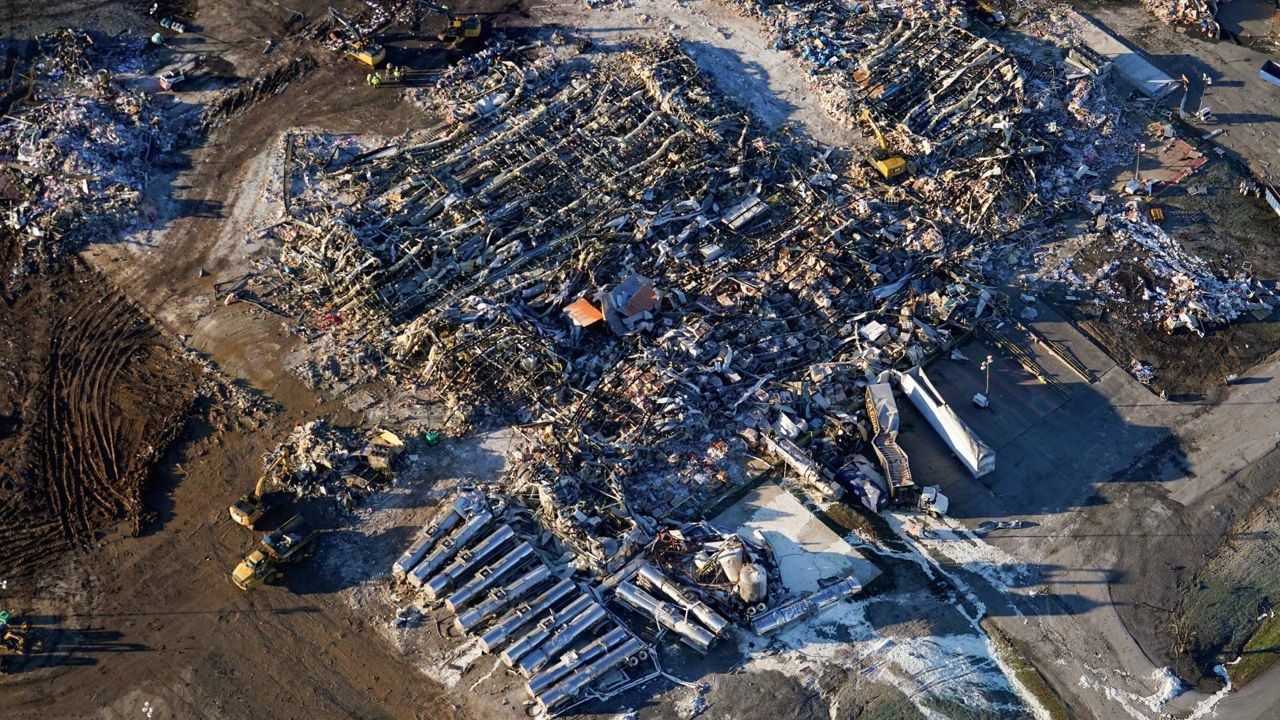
0 30 175 275
260 420 403 506
1033 203 1275 335
714 0 1274 351
1140 0 1218 34
258 39 984 574
722 1 1130 235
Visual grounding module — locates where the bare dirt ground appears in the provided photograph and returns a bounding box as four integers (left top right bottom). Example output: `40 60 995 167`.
0 0 521 717
0 259 196 584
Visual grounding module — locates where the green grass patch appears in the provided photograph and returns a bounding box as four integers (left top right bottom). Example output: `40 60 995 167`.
1228 613 1280 687
981 618 1072 720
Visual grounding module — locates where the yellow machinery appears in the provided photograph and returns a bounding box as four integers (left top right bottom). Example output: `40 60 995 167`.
0 610 40 672
976 0 1008 27
1148 207 1165 224
231 548 278 591
362 428 405 473
328 7 387 67
858 109 908 180
228 453 287 529
419 2 482 43
232 515 316 591
347 42 387 67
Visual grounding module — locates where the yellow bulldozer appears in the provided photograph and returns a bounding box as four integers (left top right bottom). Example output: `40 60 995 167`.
858 108 908 180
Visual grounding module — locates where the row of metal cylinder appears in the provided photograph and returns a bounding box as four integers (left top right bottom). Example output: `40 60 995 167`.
391 495 646 715
613 563 730 652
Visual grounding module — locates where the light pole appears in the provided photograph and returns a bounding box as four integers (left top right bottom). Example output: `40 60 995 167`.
974 355 994 409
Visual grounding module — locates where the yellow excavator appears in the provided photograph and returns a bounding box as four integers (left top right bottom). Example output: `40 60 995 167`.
228 453 288 529
418 1 482 43
328 7 387 67
858 108 908 180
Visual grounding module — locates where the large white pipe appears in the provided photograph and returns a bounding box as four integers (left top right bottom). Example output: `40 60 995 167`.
423 525 514 601
454 564 551 633
751 577 861 636
407 510 492 587
535 637 645 713
392 503 467 579
525 626 629 697
478 579 576 652
615 582 715 651
445 542 534 612
500 593 594 667
516 603 608 676
636 564 729 636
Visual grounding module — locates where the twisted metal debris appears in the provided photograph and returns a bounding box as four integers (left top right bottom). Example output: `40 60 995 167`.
258 38 997 572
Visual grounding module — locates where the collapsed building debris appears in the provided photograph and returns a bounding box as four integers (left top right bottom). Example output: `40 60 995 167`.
1139 0 1219 35
250 31 1278 709
1031 206 1275 336
256 38 985 569
723 0 1134 236
259 421 403 506
0 30 176 276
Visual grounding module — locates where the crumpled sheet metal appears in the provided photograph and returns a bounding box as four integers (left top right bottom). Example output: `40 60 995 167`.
256 39 1084 575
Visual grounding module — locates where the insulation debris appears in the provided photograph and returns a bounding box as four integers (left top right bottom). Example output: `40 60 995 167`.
0 30 177 276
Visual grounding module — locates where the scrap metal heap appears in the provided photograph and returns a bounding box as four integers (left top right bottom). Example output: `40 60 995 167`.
0 30 176 275
727 0 1273 344
727 1 1134 235
1139 0 1218 32
391 490 698 716
261 38 983 573
391 487 845 715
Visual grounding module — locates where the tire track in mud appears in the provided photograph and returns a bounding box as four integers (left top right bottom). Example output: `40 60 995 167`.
0 262 196 577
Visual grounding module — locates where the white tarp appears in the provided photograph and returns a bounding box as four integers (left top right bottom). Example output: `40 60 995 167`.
897 366 995 478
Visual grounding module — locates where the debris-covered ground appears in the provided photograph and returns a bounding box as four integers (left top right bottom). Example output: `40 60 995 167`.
6 0 1280 719
0 30 178 279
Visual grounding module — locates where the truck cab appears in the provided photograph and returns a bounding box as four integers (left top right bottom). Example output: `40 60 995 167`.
231 549 276 591
231 515 315 591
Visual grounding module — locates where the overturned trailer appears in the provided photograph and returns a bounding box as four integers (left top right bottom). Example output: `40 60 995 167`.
897 366 995 478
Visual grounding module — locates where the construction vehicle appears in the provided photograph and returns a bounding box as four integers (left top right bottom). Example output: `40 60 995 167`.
975 0 1008 28
417 1 482 43
328 7 386 67
157 59 197 91
231 514 317 591
1148 207 1165 224
362 428 405 473
228 453 288 529
1 610 41 672
858 108 908 180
